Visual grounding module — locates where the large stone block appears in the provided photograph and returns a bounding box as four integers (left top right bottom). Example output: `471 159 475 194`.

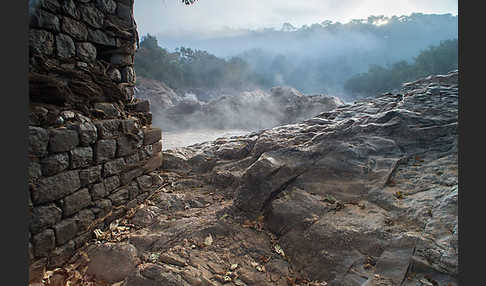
116 2 132 21
136 175 153 191
29 126 49 156
143 152 163 173
28 161 42 180
91 182 107 200
122 85 135 102
121 66 135 84
116 135 141 157
93 199 112 218
62 188 92 217
79 165 102 186
128 181 140 200
127 100 150 113
29 29 55 56
110 53 132 65
94 139 117 163
94 120 120 139
87 28 117 46
30 204 62 234
48 240 76 268
61 17 88 41
152 140 162 154
80 4 104 28
107 68 121 82
74 209 95 232
70 147 93 169
40 153 70 176
138 147 150 161
56 33 76 59
62 0 80 19
76 42 97 62
103 158 126 176
116 0 132 5
36 0 61 13
69 120 97 146
104 175 120 193
96 0 117 13
49 128 79 153
30 9 60 32
93 103 120 117
53 219 78 245
120 168 144 186
150 172 163 187
33 229 56 257
143 128 162 146
119 119 138 134
33 170 81 204
108 188 129 206
124 152 140 166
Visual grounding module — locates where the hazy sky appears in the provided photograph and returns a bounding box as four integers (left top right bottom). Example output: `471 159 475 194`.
134 0 458 37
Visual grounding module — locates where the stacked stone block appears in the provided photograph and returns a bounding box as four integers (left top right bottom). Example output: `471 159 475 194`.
28 0 165 273
28 114 163 268
29 0 137 101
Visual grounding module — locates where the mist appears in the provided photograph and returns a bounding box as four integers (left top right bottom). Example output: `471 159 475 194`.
153 13 457 98
138 86 342 132
133 11 457 148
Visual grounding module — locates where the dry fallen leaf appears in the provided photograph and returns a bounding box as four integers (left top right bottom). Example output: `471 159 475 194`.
274 244 285 257
204 234 213 246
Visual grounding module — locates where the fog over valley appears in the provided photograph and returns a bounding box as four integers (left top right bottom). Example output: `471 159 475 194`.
132 2 457 148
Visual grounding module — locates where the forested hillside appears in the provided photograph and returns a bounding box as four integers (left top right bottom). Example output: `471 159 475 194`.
344 39 458 97
135 13 457 99
134 35 264 93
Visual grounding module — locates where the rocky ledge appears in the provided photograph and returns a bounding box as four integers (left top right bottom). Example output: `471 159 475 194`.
37 71 458 286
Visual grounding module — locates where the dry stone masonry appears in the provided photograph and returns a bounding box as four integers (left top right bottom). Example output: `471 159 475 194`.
28 0 163 272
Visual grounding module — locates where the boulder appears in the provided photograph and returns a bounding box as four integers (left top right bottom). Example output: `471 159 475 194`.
157 71 459 285
86 243 139 283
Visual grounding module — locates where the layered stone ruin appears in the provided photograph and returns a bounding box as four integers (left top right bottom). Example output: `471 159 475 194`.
28 0 163 272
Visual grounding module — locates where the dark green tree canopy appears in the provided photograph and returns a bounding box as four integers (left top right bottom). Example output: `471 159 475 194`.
343 39 458 97
134 34 264 91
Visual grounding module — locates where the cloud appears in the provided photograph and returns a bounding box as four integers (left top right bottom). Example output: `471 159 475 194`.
134 0 457 36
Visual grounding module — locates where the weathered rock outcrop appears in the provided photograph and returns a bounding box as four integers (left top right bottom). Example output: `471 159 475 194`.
161 71 458 285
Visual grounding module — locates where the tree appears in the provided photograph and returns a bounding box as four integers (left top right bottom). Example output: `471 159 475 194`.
343 39 458 98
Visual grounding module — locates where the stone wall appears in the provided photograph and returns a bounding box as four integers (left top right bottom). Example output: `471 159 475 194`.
28 0 163 270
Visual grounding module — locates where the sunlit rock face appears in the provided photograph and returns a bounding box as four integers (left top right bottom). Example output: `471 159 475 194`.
163 71 458 285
